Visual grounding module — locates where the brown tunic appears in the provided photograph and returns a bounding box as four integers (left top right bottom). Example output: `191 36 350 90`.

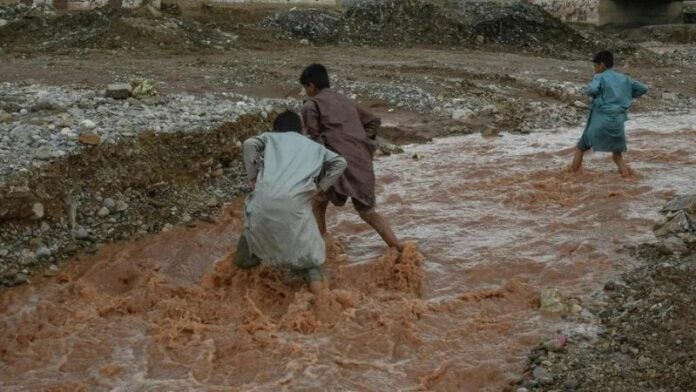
301 89 381 208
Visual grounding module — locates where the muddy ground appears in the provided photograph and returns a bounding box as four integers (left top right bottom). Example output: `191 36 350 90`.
1 1 695 390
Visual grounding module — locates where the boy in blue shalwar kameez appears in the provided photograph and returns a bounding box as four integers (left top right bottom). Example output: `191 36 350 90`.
569 50 648 177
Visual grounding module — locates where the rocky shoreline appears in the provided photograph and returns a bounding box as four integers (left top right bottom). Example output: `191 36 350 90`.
515 196 696 392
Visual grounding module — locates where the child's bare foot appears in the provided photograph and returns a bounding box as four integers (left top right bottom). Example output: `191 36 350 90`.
619 166 636 178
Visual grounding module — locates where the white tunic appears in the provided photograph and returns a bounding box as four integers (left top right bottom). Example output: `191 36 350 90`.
242 132 347 270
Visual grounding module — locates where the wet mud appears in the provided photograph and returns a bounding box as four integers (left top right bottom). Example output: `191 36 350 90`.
1 112 695 390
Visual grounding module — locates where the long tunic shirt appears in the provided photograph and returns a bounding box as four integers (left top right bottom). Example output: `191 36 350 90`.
242 132 347 270
577 69 648 153
302 89 381 208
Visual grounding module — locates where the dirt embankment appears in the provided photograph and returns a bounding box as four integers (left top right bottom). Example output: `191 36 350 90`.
0 115 270 287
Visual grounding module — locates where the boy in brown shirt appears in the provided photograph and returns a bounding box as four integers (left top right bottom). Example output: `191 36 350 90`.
300 64 402 251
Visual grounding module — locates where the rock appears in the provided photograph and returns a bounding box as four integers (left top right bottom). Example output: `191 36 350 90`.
35 246 51 258
10 124 41 144
79 133 101 145
299 38 310 45
75 227 90 240
182 213 192 223
452 108 475 121
0 248 8 258
97 206 110 217
475 34 485 45
662 92 678 101
0 19 8 28
162 223 174 232
540 288 566 313
655 211 695 237
105 83 133 100
115 200 128 212
0 109 11 122
532 366 554 385
80 119 97 131
564 377 580 390
663 236 688 254
131 79 159 98
34 146 52 160
40 222 50 231
480 128 500 138
374 136 404 156
638 355 651 367
147 4 162 18
206 196 219 208
211 167 224 177
14 273 29 284
662 195 696 214
103 198 116 209
522 379 539 388
570 303 583 314
573 100 588 108
32 202 45 219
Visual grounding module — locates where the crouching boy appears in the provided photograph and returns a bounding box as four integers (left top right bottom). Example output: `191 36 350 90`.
233 111 347 295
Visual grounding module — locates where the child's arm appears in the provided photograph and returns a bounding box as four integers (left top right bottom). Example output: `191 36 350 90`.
243 136 265 185
631 79 648 98
302 101 321 140
356 105 381 140
317 150 347 192
585 75 602 98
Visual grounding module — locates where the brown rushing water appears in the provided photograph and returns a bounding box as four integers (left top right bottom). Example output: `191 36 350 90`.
1 112 695 391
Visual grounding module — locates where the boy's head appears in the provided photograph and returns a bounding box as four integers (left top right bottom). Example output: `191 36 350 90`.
592 50 614 73
300 64 330 97
273 110 302 133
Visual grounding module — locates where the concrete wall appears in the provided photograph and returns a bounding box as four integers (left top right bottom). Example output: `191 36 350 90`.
599 0 683 26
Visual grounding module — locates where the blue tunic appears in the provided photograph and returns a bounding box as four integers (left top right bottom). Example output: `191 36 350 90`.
577 69 648 153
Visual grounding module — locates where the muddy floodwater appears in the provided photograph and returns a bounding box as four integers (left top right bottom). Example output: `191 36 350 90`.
1 112 695 391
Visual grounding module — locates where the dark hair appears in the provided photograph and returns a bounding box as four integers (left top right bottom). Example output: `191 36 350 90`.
299 63 330 90
273 110 302 133
593 50 614 68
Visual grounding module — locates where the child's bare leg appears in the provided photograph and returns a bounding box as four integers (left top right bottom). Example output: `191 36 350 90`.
307 268 328 296
358 208 403 251
312 196 329 235
569 147 585 173
612 152 632 178
309 280 325 296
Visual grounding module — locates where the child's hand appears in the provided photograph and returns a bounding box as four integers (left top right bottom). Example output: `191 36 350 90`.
312 189 327 202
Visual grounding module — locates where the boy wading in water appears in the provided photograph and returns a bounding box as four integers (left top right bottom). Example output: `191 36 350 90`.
569 50 648 177
234 111 347 295
300 64 403 252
